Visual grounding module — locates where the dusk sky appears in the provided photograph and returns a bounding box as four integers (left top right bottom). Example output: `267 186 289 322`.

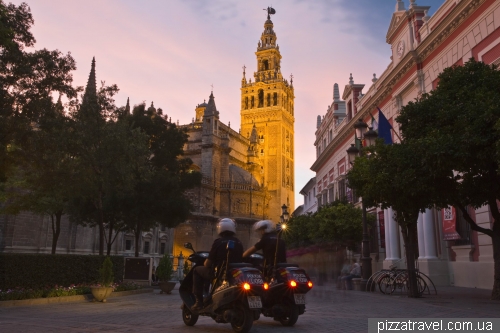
15 0 444 208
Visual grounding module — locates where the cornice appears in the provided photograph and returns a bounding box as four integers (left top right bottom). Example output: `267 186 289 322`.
417 0 485 62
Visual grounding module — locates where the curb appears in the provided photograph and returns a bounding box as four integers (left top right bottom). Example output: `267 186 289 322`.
0 288 153 308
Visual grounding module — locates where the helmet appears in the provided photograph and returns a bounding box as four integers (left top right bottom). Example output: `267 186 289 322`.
253 220 274 233
216 218 236 235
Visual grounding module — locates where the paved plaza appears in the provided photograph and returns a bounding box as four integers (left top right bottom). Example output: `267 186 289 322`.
1 285 499 333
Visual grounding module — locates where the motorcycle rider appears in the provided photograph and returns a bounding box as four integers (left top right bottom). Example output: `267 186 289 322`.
243 220 286 277
191 218 243 311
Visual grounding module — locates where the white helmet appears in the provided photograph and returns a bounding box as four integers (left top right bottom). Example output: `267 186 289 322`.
253 220 274 233
217 218 236 235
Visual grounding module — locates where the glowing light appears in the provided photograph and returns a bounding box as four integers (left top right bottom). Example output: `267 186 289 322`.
307 281 313 288
243 283 251 290
289 280 297 287
263 283 269 290
281 224 287 230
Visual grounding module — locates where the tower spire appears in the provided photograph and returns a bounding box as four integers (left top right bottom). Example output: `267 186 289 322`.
81 57 98 112
125 97 130 114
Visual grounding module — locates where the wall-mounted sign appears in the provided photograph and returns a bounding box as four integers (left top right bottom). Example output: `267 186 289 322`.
442 206 461 241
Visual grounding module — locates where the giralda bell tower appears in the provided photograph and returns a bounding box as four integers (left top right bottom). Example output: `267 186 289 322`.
240 7 295 222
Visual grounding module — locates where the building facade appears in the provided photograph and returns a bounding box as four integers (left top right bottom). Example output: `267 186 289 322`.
309 0 500 289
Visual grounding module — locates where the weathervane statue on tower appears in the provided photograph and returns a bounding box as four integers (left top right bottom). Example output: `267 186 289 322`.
264 6 276 19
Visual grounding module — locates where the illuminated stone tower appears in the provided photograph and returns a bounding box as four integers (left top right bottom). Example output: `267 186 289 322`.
240 8 295 223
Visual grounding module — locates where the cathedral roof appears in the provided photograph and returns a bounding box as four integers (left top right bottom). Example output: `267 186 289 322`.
229 164 259 187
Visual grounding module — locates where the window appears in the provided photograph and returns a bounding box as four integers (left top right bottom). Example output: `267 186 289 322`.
258 89 264 108
273 92 278 106
160 242 166 255
160 225 166 232
329 129 332 142
328 187 334 203
338 179 346 201
125 239 132 251
144 241 150 254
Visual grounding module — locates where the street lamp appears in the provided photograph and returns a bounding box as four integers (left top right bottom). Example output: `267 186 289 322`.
280 204 289 224
347 118 375 292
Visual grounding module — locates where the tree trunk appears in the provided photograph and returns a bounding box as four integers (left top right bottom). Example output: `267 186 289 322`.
134 221 141 257
106 220 114 256
97 190 104 255
405 223 420 298
50 211 63 254
492 223 500 300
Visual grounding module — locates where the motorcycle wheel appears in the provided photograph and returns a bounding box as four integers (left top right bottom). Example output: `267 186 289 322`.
279 304 299 327
231 302 253 333
182 305 199 326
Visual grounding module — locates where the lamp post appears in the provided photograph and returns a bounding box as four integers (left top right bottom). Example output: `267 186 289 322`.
280 204 290 225
247 162 254 218
346 120 378 292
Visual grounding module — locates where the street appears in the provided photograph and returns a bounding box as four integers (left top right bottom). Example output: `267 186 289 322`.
1 285 498 332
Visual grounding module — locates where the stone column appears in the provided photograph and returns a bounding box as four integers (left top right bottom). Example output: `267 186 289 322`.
384 208 392 260
388 207 401 260
423 208 438 259
417 212 426 259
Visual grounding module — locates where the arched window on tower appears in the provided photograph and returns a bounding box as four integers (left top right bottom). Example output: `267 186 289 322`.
263 60 269 70
258 89 264 108
244 97 248 109
267 93 271 107
251 96 255 108
273 93 278 106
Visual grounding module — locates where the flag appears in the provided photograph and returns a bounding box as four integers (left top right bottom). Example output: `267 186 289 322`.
370 113 378 131
377 107 393 145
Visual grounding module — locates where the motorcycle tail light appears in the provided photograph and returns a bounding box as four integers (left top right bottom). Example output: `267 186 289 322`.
243 283 251 290
308 281 313 288
263 283 269 290
289 280 297 288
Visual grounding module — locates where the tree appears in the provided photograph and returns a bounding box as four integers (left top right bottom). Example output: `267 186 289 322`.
396 59 500 300
121 103 201 257
0 98 77 254
347 141 436 297
314 202 369 249
0 1 77 183
285 201 370 251
69 80 151 256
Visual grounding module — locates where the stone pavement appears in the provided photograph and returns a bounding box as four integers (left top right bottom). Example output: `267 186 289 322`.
0 284 499 333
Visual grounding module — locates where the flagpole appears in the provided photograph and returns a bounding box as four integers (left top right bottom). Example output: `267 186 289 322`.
391 128 402 142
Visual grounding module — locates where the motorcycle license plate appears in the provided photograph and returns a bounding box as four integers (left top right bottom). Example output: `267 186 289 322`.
294 294 306 304
247 296 262 309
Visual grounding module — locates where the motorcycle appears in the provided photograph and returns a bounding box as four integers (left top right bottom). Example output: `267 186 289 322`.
179 242 265 333
245 253 313 327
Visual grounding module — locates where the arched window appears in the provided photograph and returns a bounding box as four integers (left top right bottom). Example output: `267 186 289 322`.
273 93 278 105
244 97 248 109
251 96 255 108
267 93 271 106
258 90 264 108
263 59 269 70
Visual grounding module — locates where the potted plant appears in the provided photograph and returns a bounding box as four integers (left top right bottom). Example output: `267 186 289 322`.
90 256 114 302
157 253 176 294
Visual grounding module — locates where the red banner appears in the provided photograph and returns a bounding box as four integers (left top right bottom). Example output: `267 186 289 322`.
442 206 460 241
378 211 385 248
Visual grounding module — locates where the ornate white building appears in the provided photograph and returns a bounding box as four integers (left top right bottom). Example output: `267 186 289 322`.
309 0 500 289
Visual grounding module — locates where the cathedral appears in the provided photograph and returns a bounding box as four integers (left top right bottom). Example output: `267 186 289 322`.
173 9 295 255
0 9 295 262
